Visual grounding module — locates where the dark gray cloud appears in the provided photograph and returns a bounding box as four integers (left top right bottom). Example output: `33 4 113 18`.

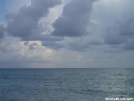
0 23 5 39
67 39 102 52
88 40 103 45
4 0 99 51
6 0 61 38
52 0 97 37
123 39 134 50
68 43 88 52
41 41 64 50
103 48 123 53
120 18 134 50
104 26 127 45
104 18 134 51
120 18 134 36
68 41 94 52
5 0 64 50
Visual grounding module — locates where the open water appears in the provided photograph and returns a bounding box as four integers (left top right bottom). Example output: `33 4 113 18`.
0 68 134 101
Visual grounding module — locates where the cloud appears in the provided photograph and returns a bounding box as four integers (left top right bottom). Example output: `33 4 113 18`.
0 0 134 68
68 43 88 52
91 0 134 24
5 0 65 50
41 41 64 50
6 0 31 13
52 0 98 37
6 0 62 38
123 39 134 50
0 36 56 68
119 18 134 36
68 41 94 52
103 48 123 53
67 38 103 52
104 27 127 45
88 40 103 45
0 46 9 53
21 34 63 41
104 18 134 51
0 23 5 39
24 41 29 45
29 43 38 50
4 0 100 51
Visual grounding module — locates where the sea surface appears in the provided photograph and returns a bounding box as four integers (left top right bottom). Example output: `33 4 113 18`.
0 68 134 101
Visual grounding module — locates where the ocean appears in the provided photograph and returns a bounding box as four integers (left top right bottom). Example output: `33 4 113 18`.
0 68 134 101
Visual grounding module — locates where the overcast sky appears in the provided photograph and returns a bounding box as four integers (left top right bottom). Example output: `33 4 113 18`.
0 0 134 68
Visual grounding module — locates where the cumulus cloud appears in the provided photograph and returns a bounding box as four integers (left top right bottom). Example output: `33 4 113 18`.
4 0 66 50
52 0 98 37
6 0 62 38
4 0 99 51
0 36 56 68
0 0 134 68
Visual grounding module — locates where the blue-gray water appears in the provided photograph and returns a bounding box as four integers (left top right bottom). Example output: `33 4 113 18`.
0 68 134 101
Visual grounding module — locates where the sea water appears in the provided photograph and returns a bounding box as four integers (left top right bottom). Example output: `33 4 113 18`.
0 68 134 101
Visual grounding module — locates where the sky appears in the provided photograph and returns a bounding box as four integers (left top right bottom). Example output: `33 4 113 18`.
0 0 134 68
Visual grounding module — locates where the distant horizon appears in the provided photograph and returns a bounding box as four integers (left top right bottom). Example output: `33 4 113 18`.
0 67 134 69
